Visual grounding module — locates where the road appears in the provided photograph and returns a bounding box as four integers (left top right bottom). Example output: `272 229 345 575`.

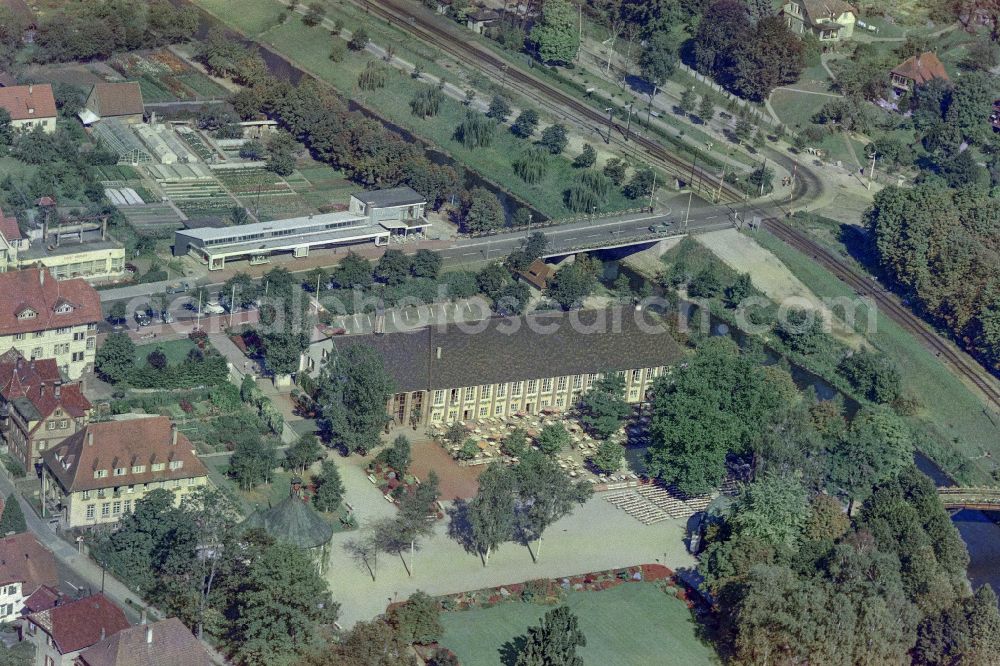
0 470 148 624
99 201 740 305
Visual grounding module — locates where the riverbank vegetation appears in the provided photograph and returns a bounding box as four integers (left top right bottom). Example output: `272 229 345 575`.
644 336 1000 663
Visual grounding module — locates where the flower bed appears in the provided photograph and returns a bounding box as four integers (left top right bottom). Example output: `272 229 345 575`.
429 563 683 613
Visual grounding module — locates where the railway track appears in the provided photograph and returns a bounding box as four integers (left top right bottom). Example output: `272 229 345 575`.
763 218 1000 410
357 0 747 203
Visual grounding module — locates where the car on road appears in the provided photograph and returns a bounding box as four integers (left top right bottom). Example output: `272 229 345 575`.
648 222 673 233
201 300 225 315
134 310 151 327
166 281 191 295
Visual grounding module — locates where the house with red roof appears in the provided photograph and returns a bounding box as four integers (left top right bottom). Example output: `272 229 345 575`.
0 348 92 471
0 84 56 134
23 594 129 666
0 532 58 623
0 267 101 380
40 416 209 529
890 51 949 93
75 617 211 666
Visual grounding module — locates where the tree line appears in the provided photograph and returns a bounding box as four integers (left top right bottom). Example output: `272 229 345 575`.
32 0 198 63
197 31 507 229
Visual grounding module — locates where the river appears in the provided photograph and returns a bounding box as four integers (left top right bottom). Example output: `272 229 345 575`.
607 256 1000 600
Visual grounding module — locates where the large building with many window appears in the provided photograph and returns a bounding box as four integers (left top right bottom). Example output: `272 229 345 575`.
302 308 685 426
0 268 101 380
40 416 209 529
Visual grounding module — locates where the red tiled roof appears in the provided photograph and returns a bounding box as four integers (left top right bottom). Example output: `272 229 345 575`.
42 416 208 493
0 533 58 592
27 594 129 655
892 51 949 86
0 268 101 336
0 84 56 122
77 618 211 666
23 585 61 613
0 208 21 241
87 83 144 118
0 349 91 424
517 258 556 290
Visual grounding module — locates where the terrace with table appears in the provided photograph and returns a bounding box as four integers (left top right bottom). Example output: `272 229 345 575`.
428 410 644 490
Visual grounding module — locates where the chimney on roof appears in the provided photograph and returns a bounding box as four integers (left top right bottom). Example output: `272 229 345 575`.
170 424 177 446
54 385 60 399
38 269 44 287
87 430 93 447
100 627 105 641
145 625 153 644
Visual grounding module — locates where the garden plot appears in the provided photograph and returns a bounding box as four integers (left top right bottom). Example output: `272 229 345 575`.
123 204 185 230
108 50 230 102
145 163 234 217
176 127 222 162
212 165 318 219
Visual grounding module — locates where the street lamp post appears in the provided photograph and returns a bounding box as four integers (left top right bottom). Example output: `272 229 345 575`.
624 103 633 142
604 107 614 144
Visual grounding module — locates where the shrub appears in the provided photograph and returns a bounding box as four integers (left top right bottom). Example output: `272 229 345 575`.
572 144 596 168
564 185 599 213
510 109 539 138
486 95 511 122
410 87 446 118
603 157 627 185
538 123 568 154
329 41 346 62
454 112 495 148
348 28 369 50
358 61 390 90
512 148 548 184
457 438 480 460
578 169 611 197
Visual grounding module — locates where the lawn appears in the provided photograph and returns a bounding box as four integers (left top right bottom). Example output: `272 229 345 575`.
769 89 829 133
195 0 286 36
193 0 636 219
754 229 999 484
439 583 718 666
133 338 197 365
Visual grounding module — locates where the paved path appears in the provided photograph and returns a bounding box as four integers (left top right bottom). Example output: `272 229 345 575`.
326 472 696 627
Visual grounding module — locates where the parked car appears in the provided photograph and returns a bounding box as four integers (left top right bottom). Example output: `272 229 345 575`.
160 311 174 324
134 310 151 327
166 281 191 295
201 300 225 315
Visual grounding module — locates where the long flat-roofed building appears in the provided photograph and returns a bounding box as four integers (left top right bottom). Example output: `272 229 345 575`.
302 308 685 426
174 188 430 270
173 211 390 270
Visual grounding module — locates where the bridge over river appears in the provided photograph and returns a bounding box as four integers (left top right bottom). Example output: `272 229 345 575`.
938 487 1000 511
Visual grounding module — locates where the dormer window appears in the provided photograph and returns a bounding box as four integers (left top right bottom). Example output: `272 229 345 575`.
169 460 183 471
16 308 36 320
113 467 126 477
131 465 145 474
55 303 74 314
93 469 108 479
151 463 165 472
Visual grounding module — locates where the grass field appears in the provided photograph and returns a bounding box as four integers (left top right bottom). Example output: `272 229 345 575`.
753 229 999 484
439 583 718 666
133 339 197 365
192 0 635 219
